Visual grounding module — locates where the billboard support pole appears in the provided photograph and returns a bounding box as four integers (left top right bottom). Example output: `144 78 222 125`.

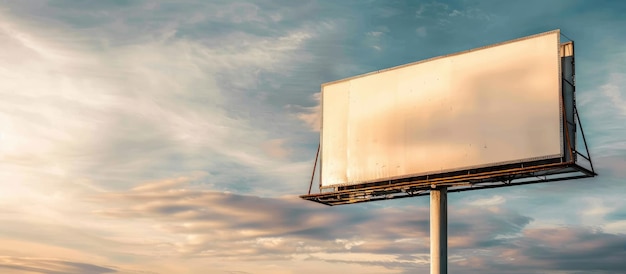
430 187 447 274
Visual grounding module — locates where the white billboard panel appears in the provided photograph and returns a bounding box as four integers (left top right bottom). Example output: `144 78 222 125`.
321 30 562 188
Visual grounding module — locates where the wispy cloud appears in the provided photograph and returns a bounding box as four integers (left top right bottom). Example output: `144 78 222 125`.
0 7 318 197
468 195 506 207
576 71 626 168
292 92 320 132
601 73 626 116
0 256 118 274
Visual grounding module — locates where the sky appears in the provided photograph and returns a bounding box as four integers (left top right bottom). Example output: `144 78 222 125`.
0 0 625 273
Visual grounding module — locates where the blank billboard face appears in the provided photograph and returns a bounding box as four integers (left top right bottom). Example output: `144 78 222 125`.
321 30 562 188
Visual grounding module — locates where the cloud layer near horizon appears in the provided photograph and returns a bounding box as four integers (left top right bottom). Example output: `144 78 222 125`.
4 177 626 273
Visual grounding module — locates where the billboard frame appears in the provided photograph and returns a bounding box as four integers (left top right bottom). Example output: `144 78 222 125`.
301 32 596 206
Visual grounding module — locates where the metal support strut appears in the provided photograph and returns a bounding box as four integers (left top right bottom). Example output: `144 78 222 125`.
430 187 447 274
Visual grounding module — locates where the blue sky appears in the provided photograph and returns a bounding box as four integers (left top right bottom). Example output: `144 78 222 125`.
0 1 625 273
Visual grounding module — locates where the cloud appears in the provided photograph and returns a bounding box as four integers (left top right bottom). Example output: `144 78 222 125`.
576 71 626 176
468 195 506 207
517 227 626 272
0 256 117 274
446 226 626 274
581 197 614 218
365 27 389 51
89 178 421 260
605 220 626 234
292 92 321 132
448 8 492 20
0 7 319 196
547 46 626 202
415 3 450 18
83 177 626 273
601 73 626 116
1 1 626 274
415 2 491 21
0 4 329 272
416 26 427 37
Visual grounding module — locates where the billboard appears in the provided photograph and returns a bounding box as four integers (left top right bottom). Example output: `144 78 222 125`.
321 30 563 188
